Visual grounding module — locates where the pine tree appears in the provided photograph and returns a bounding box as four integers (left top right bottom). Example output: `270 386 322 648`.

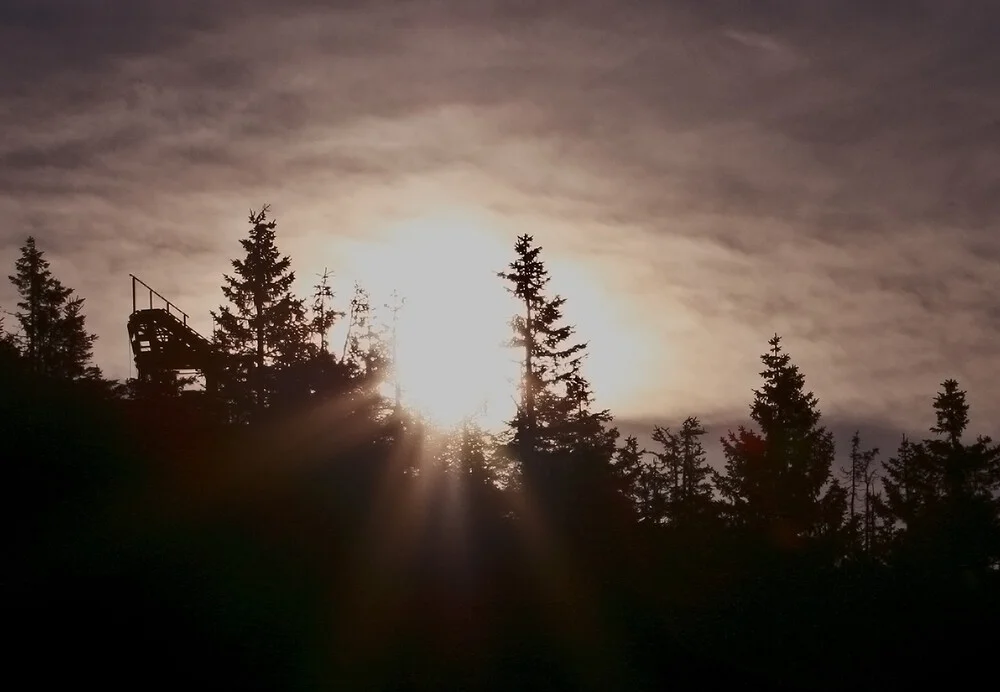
861 455 881 556
877 435 931 544
613 436 659 522
341 282 389 383
310 268 344 354
652 417 715 525
554 370 618 464
841 431 880 555
211 206 312 420
877 380 1000 572
715 335 838 545
498 234 621 538
922 380 999 572
0 313 20 371
498 235 615 469
8 236 98 381
500 235 581 458
652 426 681 512
443 419 503 487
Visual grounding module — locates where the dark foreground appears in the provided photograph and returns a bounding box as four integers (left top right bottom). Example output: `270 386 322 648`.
4 373 996 691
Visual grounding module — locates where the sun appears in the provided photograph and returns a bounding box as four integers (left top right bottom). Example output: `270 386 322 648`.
347 210 521 429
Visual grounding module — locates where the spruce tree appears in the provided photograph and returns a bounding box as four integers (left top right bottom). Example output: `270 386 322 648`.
8 236 98 381
554 370 618 464
916 381 998 572
295 268 356 405
499 234 621 538
652 426 681 513
613 435 659 522
445 419 502 487
0 314 20 370
877 381 1000 565
715 335 838 544
841 431 880 555
499 235 581 458
652 417 715 525
310 268 344 354
876 435 931 545
498 235 615 469
211 206 311 419
341 282 389 384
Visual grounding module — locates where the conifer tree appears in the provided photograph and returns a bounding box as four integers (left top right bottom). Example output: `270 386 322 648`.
0 314 20 370
8 236 99 381
927 380 996 505
876 435 930 544
296 268 357 405
554 370 618 464
841 431 880 555
652 417 715 525
613 436 659 522
498 234 615 469
902 380 999 571
651 426 680 510
500 235 578 457
310 268 344 354
443 419 503 487
715 335 838 544
212 206 311 419
342 282 389 381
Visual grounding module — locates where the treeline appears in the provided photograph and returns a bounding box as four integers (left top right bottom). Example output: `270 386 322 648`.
2 207 999 690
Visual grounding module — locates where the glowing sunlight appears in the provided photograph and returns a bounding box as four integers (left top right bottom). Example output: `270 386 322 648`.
346 210 521 429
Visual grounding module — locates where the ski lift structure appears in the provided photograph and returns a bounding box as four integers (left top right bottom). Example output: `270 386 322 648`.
126 274 221 393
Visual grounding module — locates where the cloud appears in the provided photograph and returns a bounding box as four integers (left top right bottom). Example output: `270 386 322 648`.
1 0 998 432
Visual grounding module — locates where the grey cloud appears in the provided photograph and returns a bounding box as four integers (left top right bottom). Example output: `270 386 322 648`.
0 0 998 430
486 2 1000 236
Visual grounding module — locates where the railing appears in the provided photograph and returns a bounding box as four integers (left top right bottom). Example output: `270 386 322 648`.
130 274 189 326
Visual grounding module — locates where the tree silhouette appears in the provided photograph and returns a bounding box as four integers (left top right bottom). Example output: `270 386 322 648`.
498 233 624 553
439 419 506 489
0 313 21 374
841 431 880 556
8 237 99 381
212 206 311 420
613 435 656 521
500 235 580 459
0 313 16 349
916 381 998 574
309 267 344 354
876 435 931 550
340 282 391 402
9 210 1000 690
715 335 839 547
498 234 617 471
652 417 715 526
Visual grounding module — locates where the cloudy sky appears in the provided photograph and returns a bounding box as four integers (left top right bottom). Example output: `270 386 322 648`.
2 0 999 447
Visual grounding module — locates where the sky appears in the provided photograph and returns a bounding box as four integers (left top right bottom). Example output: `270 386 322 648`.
2 0 999 450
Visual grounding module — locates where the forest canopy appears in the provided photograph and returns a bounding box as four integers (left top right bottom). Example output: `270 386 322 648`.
3 210 998 691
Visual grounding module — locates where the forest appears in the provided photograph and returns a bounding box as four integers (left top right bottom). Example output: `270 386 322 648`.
3 207 999 691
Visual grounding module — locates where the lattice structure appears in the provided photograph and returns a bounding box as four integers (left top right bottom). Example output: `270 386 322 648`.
126 275 220 391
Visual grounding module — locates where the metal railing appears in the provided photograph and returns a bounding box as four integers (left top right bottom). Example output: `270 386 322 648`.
130 274 190 326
